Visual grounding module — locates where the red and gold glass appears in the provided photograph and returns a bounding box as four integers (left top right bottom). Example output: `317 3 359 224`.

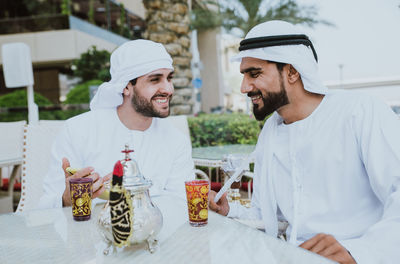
185 180 209 227
69 177 93 221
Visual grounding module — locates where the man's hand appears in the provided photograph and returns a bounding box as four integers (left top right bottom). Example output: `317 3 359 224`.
95 172 112 199
208 190 229 216
299 233 356 264
61 158 111 207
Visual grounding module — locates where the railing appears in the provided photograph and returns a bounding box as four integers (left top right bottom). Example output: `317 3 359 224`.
69 16 128 45
0 0 145 38
0 14 69 34
0 14 128 45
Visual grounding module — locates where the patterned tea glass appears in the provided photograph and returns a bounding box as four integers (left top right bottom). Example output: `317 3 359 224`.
185 180 209 227
69 177 93 221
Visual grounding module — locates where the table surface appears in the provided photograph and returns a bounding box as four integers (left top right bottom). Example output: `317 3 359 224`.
192 144 255 161
0 195 335 264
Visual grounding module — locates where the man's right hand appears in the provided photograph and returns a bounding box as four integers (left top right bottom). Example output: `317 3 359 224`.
209 190 230 216
61 157 108 207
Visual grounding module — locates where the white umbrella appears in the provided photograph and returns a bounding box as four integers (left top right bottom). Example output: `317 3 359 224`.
2 42 38 124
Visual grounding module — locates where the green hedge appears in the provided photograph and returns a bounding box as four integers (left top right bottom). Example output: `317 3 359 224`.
0 89 52 107
0 89 89 122
64 80 102 104
188 113 261 147
0 109 89 122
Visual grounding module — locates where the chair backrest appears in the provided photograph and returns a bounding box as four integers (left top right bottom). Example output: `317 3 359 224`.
167 115 190 138
0 120 26 161
0 121 26 214
16 116 201 212
17 120 65 212
167 115 210 181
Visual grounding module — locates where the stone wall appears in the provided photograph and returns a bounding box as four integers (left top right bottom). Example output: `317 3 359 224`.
143 0 193 115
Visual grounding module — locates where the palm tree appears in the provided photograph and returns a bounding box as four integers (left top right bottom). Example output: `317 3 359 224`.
192 0 332 37
143 0 193 115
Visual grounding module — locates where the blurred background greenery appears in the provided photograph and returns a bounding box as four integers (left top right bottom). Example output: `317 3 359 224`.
189 113 262 147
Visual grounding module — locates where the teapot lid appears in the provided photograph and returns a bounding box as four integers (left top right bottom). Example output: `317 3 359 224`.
121 144 152 192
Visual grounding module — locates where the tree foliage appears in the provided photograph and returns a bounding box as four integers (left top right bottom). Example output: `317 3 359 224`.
191 0 332 36
72 46 111 83
88 0 95 24
191 1 223 31
0 0 60 18
61 0 70 15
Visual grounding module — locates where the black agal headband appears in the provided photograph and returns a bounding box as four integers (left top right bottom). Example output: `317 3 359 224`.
239 34 318 62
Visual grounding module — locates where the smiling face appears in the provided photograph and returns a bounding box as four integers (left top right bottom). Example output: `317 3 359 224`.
130 68 174 118
240 57 289 120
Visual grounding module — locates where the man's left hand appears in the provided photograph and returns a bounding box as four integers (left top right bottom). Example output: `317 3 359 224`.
299 233 356 264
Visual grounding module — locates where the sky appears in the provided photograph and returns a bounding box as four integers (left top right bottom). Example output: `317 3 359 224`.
221 0 400 109
296 0 400 83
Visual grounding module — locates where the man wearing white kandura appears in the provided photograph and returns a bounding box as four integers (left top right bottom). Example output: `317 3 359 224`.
39 39 194 209
209 20 400 264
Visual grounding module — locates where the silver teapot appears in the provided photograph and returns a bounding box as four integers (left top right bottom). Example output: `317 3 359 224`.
97 145 163 255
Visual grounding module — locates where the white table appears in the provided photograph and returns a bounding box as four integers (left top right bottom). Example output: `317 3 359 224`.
192 144 255 167
0 196 335 264
192 144 255 182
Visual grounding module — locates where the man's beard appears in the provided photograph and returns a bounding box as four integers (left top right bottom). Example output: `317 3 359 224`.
131 89 171 118
250 81 289 121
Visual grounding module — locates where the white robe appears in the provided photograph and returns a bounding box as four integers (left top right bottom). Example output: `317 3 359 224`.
39 108 194 209
229 91 400 264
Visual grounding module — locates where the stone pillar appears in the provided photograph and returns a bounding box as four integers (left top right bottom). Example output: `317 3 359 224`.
143 0 193 115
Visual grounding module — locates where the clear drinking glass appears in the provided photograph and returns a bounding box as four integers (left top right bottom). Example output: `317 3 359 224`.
221 154 250 203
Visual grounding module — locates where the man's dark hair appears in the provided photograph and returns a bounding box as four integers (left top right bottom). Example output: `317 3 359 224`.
129 78 137 86
271 61 286 73
122 78 138 97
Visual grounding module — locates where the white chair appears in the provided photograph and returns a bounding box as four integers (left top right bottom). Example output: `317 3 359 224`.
16 116 208 213
16 120 65 213
0 120 26 161
0 120 26 213
167 115 191 140
167 115 210 181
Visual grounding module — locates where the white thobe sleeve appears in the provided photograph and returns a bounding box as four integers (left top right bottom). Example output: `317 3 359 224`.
340 97 400 264
37 122 82 209
161 135 195 200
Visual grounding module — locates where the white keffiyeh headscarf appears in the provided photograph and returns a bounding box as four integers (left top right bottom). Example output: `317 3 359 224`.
90 39 173 110
231 20 328 95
